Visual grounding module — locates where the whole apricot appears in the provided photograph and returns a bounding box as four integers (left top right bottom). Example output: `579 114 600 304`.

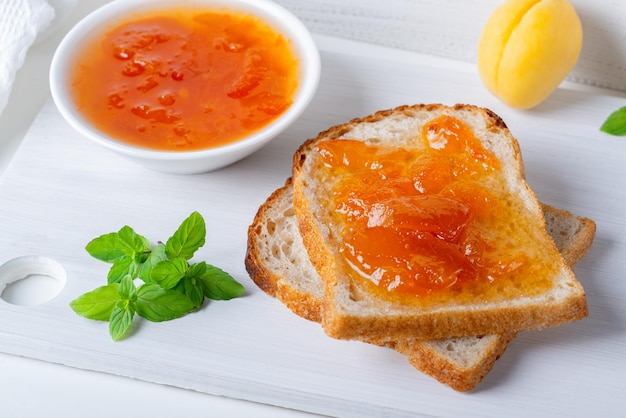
477 0 582 109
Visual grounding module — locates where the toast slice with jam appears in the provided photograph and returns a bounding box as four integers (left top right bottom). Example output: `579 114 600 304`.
291 104 588 341
245 179 595 391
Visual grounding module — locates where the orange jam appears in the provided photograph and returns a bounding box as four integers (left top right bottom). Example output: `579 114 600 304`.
70 8 299 151
318 115 559 306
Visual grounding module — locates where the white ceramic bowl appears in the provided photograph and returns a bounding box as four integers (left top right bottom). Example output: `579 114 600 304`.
50 0 320 174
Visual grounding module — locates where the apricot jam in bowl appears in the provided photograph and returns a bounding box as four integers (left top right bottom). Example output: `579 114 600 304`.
50 0 320 174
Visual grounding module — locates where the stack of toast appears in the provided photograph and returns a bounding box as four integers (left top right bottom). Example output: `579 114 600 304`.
245 104 595 391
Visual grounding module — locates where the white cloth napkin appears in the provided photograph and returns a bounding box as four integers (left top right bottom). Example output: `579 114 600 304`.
0 0 55 116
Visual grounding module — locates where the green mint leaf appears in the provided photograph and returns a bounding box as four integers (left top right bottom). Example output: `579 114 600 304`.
165 211 206 260
118 274 137 300
109 301 135 341
69 283 121 320
600 106 626 136
138 243 167 283
135 284 196 322
175 278 205 310
186 261 206 277
118 225 151 252
73 212 238 341
86 226 150 263
180 262 208 308
198 265 245 300
86 232 129 263
107 256 137 284
150 258 188 289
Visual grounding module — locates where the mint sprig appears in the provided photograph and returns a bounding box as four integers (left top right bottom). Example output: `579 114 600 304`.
70 211 245 341
600 106 626 136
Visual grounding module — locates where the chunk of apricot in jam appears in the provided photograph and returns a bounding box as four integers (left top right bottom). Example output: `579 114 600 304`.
422 114 499 174
342 227 477 294
338 194 471 242
317 115 535 303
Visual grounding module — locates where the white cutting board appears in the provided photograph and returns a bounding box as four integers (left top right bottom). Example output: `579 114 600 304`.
0 35 625 417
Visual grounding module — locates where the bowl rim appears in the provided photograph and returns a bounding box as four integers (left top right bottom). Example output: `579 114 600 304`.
49 0 321 162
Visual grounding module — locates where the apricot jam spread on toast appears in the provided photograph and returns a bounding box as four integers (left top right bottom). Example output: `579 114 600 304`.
317 115 559 306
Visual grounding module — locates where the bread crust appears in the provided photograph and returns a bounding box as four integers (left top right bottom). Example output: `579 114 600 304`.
394 332 518 392
244 182 287 298
291 103 588 341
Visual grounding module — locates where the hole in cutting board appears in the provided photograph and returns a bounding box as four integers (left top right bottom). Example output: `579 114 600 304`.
0 256 67 306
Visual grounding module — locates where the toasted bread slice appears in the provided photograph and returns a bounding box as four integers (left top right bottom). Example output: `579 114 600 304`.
291 104 588 341
245 180 595 391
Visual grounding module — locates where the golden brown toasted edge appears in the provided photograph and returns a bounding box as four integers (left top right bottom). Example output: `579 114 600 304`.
293 104 586 341
320 289 587 341
394 332 518 392
276 280 323 323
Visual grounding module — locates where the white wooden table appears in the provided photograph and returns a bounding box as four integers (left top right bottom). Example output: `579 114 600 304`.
0 1 625 417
